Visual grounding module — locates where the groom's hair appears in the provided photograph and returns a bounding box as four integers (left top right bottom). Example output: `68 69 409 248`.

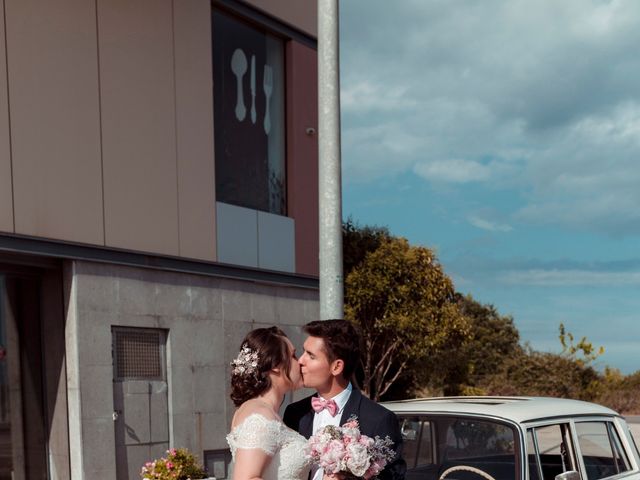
303 319 361 380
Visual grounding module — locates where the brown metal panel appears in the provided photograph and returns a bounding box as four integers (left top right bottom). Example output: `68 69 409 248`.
6 0 103 244
98 0 180 256
0 0 13 234
242 0 317 38
174 0 216 261
286 42 319 277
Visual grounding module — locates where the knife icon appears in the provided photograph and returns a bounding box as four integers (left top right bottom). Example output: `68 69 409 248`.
250 55 256 124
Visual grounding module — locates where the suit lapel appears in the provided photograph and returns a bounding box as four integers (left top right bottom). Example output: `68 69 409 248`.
299 396 315 438
340 388 362 424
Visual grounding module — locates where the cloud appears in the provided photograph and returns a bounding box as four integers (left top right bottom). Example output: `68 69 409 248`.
515 102 640 234
340 0 640 235
341 81 416 113
499 269 640 287
468 216 513 232
414 159 491 183
449 255 640 287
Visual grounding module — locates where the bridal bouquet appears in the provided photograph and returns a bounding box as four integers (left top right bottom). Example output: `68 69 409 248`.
306 416 395 479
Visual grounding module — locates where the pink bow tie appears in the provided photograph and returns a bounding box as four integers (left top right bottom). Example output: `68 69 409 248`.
311 397 338 416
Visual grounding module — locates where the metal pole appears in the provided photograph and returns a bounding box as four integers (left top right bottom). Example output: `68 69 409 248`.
318 0 344 320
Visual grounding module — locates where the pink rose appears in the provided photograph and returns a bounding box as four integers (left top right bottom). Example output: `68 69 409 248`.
320 439 346 473
343 419 359 429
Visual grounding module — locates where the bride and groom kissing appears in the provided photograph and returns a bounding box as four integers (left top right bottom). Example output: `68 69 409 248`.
227 320 407 480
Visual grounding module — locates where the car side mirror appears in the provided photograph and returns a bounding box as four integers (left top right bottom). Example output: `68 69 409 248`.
555 471 580 480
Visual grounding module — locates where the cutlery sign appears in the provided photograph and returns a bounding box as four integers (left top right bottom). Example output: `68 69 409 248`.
231 47 273 135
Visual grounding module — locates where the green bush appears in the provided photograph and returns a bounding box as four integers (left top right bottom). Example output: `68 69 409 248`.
140 448 207 480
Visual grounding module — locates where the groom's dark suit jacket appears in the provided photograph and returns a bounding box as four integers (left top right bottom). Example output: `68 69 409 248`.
283 388 406 480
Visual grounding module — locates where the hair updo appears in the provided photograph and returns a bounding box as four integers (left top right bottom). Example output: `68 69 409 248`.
230 326 293 406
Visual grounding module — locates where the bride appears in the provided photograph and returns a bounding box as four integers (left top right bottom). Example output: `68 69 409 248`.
227 327 313 480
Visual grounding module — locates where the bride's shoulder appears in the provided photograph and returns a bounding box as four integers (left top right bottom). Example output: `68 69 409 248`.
227 401 284 455
231 400 281 431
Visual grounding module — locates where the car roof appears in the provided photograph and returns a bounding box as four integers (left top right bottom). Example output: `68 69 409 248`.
382 396 620 424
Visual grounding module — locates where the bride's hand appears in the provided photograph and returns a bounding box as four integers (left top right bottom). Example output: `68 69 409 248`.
322 474 344 480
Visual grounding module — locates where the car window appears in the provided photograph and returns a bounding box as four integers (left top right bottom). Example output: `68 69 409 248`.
627 424 640 458
399 417 434 468
442 418 515 458
531 423 578 480
416 420 434 467
575 421 630 479
607 422 631 474
437 418 518 480
527 429 541 480
400 417 421 468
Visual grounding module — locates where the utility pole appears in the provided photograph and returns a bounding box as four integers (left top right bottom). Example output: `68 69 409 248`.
318 0 343 320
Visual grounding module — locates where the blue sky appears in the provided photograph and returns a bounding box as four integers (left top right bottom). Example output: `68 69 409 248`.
339 0 640 374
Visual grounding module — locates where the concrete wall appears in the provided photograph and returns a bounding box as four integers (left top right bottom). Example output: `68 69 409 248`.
65 259 318 479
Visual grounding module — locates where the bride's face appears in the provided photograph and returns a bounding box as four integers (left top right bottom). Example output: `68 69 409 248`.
283 338 302 390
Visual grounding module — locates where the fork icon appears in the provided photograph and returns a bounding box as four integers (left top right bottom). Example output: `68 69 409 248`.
263 65 273 135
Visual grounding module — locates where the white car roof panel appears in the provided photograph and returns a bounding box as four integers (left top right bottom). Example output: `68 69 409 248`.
382 396 619 424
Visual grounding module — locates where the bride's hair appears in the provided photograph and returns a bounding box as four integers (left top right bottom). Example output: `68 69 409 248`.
230 326 293 406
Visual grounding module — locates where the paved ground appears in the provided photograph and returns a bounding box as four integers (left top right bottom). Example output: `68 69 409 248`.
626 416 640 445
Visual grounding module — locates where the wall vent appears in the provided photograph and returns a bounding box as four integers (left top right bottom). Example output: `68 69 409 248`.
112 327 166 381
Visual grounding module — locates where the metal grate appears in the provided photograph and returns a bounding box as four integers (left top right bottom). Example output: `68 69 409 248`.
113 328 165 381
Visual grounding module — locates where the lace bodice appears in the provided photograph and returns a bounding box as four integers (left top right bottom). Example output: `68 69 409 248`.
226 414 311 480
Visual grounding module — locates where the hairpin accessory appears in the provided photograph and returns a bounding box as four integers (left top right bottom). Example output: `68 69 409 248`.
231 344 259 376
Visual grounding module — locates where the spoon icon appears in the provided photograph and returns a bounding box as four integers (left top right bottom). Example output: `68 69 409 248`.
231 48 247 121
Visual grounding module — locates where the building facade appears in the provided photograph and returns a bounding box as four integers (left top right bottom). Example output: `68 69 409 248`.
0 0 319 478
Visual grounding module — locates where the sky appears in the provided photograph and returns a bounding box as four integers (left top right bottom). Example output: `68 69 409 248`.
338 0 640 374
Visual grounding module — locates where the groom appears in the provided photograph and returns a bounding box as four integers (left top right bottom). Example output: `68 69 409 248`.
283 319 406 480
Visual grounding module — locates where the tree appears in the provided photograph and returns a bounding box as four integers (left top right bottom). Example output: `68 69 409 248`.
480 324 604 401
482 346 601 400
344 235 470 401
419 294 521 395
558 322 605 366
343 217 390 274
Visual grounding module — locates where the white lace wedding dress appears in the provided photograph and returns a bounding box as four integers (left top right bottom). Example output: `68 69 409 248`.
226 413 311 480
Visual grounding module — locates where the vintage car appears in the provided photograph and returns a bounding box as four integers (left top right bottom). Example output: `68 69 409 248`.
382 396 640 480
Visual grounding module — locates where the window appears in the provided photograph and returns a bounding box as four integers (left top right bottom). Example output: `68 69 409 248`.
575 421 631 480
204 449 232 479
527 429 542 480
212 10 286 215
531 423 577 480
416 420 434 467
399 417 434 468
442 418 516 459
438 418 517 480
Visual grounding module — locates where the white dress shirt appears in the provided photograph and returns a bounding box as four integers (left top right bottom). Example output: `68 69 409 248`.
311 383 353 480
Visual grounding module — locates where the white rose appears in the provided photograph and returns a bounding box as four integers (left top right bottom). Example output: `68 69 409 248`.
346 442 370 477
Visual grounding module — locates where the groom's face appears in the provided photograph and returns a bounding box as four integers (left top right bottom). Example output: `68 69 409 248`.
299 336 333 389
